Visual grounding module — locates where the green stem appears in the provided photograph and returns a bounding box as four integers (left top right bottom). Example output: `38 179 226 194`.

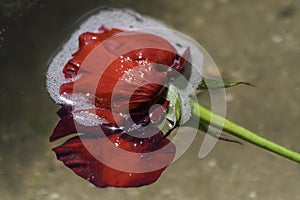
190 99 300 163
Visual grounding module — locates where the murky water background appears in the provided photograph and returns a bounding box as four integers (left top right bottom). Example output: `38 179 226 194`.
1 0 300 199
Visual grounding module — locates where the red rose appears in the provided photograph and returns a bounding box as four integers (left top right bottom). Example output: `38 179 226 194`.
50 26 188 187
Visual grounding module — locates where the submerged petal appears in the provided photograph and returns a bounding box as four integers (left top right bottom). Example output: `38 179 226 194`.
53 131 175 188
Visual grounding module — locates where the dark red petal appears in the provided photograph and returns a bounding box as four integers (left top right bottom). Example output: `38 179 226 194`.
50 115 76 142
56 105 73 118
53 133 175 188
50 99 169 142
53 136 107 187
178 47 190 69
50 115 115 142
50 108 124 142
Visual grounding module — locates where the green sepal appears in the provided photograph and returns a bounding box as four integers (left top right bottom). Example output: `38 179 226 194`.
165 85 182 128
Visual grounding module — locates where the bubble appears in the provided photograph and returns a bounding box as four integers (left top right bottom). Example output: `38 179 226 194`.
73 110 108 127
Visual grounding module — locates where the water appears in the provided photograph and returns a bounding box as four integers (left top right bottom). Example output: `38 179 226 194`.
1 0 300 199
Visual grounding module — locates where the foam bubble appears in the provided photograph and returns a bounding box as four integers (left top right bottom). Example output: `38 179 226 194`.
73 110 108 127
46 8 203 126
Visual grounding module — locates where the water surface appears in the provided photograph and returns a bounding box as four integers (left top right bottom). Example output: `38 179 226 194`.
1 0 300 199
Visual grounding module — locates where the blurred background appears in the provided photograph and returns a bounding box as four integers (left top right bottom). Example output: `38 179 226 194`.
0 0 300 199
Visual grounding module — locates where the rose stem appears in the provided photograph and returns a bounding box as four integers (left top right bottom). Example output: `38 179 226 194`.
190 99 300 164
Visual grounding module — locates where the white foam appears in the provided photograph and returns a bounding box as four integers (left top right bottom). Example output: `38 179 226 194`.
73 110 108 127
46 8 203 126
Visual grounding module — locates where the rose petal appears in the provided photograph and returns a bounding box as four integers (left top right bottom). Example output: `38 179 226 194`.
53 132 175 188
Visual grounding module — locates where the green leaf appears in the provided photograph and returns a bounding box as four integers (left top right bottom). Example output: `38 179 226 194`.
197 78 253 90
198 120 242 145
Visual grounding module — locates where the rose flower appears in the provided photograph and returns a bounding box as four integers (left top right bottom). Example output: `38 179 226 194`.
50 26 188 187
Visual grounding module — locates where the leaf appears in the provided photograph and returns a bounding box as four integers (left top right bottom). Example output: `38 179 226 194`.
197 78 253 90
198 121 242 145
